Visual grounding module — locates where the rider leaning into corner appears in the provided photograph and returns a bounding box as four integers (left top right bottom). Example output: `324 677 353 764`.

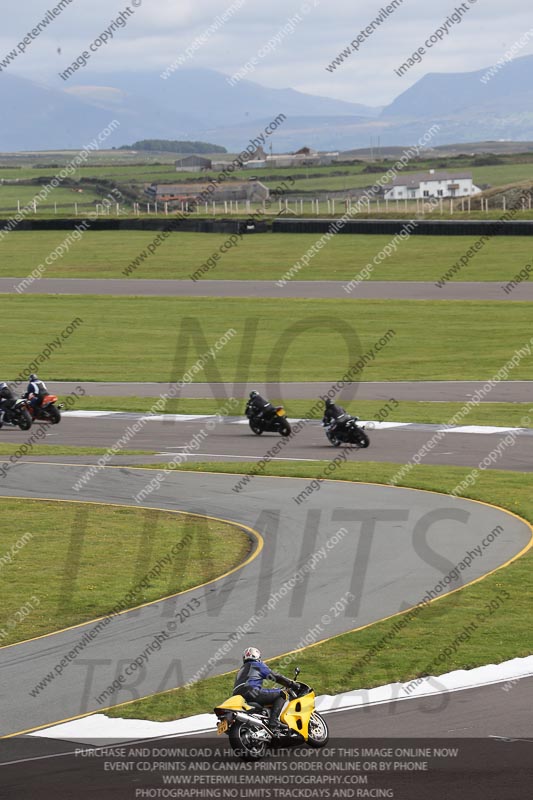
246 390 276 422
23 374 48 414
233 647 300 734
322 398 357 436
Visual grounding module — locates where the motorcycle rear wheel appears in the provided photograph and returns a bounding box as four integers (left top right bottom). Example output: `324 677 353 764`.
279 422 291 437
47 405 61 424
306 712 329 747
17 410 32 431
229 721 268 761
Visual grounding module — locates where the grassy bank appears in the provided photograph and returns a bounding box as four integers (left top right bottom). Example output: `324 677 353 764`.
0 444 152 457
0 499 250 646
2 295 532 382
0 230 532 282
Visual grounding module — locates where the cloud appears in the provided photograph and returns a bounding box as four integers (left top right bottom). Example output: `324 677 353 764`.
3 0 533 105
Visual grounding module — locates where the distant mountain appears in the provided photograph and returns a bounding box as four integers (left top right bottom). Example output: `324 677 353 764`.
0 69 378 151
65 68 379 129
3 57 533 152
0 74 123 151
382 55 533 119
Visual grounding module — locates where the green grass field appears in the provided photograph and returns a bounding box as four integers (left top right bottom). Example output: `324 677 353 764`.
0 230 532 282
2 158 533 193
0 444 152 457
71 397 533 428
0 184 102 212
3 295 532 382
0 499 250 646
104 462 533 721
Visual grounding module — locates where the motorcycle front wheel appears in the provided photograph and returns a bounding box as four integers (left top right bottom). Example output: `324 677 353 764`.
249 420 263 435
229 722 268 761
326 431 342 447
306 712 329 747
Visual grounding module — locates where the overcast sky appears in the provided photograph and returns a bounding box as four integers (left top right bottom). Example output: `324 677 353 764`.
2 0 533 106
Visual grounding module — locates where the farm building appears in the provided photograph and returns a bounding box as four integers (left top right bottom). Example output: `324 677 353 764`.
384 170 481 200
175 155 213 172
146 180 269 203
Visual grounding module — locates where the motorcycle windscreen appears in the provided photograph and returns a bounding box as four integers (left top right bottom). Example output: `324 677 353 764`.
281 690 315 739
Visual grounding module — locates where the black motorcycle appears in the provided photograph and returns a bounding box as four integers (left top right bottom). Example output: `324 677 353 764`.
0 400 32 431
324 415 369 448
245 402 292 437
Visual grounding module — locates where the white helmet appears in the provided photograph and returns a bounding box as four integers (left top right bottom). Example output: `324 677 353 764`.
242 646 261 662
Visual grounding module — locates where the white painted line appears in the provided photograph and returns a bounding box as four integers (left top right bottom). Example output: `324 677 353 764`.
64 410 116 418
61 411 533 437
443 425 523 435
156 453 323 462
139 414 213 422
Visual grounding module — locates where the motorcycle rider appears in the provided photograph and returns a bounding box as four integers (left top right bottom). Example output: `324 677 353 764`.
246 390 276 422
23 374 48 414
0 382 17 428
322 397 355 437
233 647 299 734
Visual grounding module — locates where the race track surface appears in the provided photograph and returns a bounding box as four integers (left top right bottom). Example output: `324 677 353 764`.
2 278 532 300
2 413 532 472
0 464 530 737
24 379 533 402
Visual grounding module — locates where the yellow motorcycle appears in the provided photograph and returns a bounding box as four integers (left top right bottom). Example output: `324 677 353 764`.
213 667 329 760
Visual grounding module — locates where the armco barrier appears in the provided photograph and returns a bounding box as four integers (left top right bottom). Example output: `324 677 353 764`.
0 218 268 234
2 217 532 236
271 218 533 236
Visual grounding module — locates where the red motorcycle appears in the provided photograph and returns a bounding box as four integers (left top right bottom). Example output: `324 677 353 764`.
25 394 63 424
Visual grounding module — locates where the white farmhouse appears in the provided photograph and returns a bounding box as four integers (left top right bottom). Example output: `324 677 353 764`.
384 170 481 200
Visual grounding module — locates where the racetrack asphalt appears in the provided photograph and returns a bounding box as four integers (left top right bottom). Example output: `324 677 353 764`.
0 464 530 737
1 413 532 472
23 380 533 402
2 278 532 300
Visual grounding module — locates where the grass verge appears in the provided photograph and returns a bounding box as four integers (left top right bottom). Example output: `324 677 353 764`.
3 295 533 382
0 499 250 647
1 230 532 282
106 461 533 722
71 396 533 428
0 444 153 457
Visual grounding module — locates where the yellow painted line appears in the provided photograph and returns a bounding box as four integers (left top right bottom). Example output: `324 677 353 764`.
0 495 263 654
1 463 532 738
